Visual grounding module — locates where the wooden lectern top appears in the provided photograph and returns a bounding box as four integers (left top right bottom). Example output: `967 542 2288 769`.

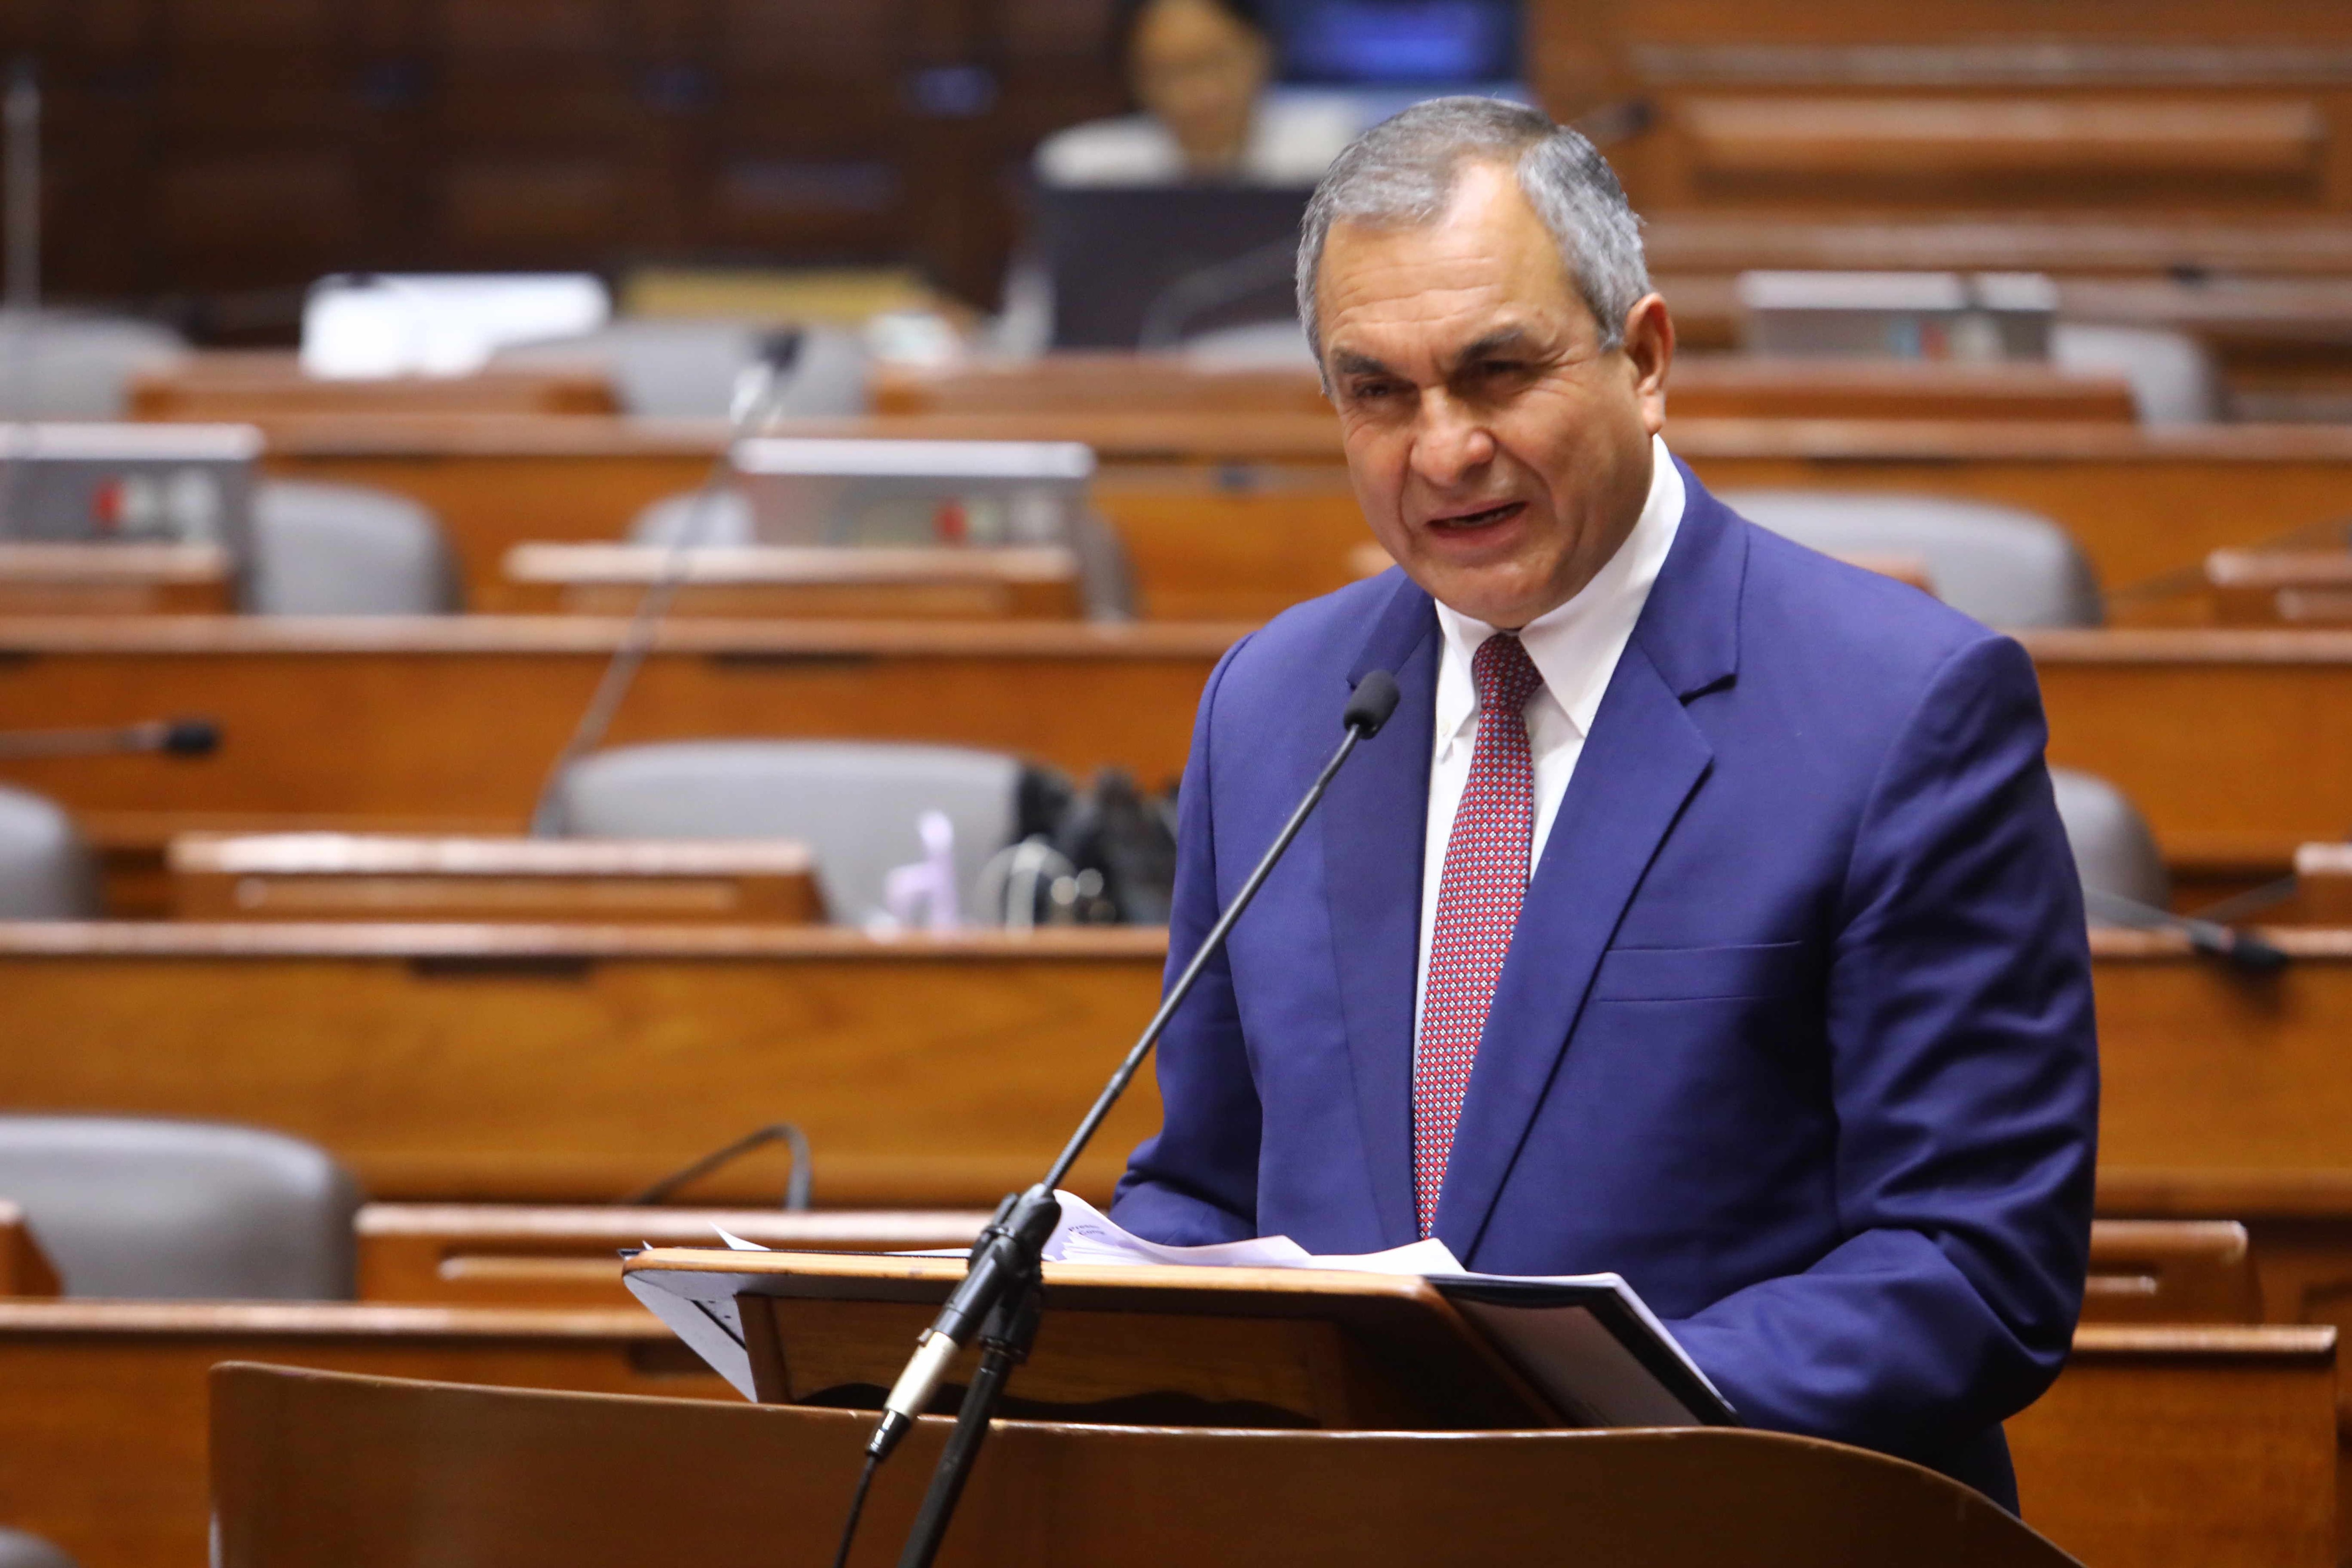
624 1248 1724 1434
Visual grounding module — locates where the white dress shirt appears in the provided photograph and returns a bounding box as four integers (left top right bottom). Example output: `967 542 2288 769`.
1414 436 1686 1035
1033 95 1362 187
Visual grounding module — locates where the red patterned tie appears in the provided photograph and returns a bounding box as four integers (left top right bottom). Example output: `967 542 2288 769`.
1414 632 1544 1237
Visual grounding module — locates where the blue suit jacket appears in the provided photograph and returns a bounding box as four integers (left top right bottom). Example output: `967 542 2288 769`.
1112 464 2099 1507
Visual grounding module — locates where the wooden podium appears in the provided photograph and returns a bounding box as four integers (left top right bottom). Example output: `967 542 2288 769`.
211 1361 2080 1568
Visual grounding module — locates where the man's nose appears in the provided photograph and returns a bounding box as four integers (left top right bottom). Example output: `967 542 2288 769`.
1409 390 1496 487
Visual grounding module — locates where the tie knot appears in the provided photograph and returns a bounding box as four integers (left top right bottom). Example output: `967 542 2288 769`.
1471 632 1542 716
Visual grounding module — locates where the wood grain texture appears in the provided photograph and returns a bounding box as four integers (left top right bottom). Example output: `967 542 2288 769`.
0 1302 733 1568
355 1204 993 1307
229 414 2352 616
1 620 2349 882
0 925 1170 1206
130 354 621 419
211 1365 2074 1568
2007 1325 2338 1568
168 833 825 924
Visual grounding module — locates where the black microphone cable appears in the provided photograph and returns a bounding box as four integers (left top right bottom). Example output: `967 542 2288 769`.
2085 887 2289 974
524 327 805 836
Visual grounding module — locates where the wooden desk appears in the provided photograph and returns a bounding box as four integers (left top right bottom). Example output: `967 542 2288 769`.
246 415 2352 618
130 352 620 420
2 923 2351 1209
2005 1324 2338 1568
0 544 233 617
874 354 2138 425
0 619 2345 896
213 1367 2071 1568
0 1202 60 1297
500 543 1087 621
2202 549 2352 626
355 1204 991 1307
0 923 1169 1207
0 618 1233 906
167 834 825 925
0 1301 731 1568
2083 1219 2259 1324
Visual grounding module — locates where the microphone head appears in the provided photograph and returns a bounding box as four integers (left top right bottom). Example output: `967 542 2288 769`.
1343 671 1401 737
159 718 219 757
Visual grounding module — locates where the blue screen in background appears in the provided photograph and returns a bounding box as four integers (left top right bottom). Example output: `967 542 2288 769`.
1270 0 1520 86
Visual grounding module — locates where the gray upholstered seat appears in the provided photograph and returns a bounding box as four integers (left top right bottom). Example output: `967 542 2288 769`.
494 320 868 419
0 1529 76 1568
626 491 1137 621
0 1116 360 1298
2050 766 2169 915
1723 490 2102 629
0 785 97 919
547 740 1024 924
2050 322 2218 427
246 480 460 615
0 310 188 419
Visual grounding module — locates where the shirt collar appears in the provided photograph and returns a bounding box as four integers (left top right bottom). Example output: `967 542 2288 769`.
1431 435 1685 746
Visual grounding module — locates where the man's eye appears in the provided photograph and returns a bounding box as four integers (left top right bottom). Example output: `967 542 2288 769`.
1470 359 1528 380
1348 380 1402 401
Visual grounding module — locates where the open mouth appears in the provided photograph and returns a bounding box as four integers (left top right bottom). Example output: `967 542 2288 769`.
1427 500 1526 532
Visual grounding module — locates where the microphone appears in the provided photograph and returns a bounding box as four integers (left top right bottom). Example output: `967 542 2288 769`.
2084 887 2288 974
864 668 1401 1467
0 717 219 760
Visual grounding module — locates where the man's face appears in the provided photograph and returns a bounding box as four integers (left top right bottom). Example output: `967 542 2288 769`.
1130 0 1269 175
1316 159 1672 629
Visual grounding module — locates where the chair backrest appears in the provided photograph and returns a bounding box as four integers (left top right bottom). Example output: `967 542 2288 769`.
0 1530 75 1568
0 785 98 919
2050 766 2170 914
0 310 189 419
495 320 869 419
547 740 1024 924
246 480 460 615
625 493 1135 621
2050 322 2219 427
0 1116 360 1299
1724 489 2103 629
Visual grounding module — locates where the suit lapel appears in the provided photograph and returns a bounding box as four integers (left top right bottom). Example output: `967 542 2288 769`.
1429 463 1748 1261
1325 572 1440 1249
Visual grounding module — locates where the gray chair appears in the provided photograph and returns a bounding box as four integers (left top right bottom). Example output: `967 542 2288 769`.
494 319 869 420
546 740 1024 924
2050 766 2169 915
626 491 1137 621
1723 490 2102 629
2050 321 2218 427
246 480 460 615
0 785 97 919
0 1116 360 1298
0 1529 76 1568
0 309 188 419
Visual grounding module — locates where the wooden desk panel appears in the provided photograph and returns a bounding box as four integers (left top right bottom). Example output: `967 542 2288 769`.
0 1302 731 1568
2006 1325 2338 1568
246 414 2352 617
1 621 2347 885
0 620 1235 852
355 1204 993 1307
0 925 1169 1208
3 924 2351 1207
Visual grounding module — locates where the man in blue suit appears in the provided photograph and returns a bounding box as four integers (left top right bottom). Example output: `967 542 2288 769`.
1110 98 2098 1508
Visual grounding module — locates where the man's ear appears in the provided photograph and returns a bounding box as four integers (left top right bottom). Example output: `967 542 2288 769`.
1621 293 1674 437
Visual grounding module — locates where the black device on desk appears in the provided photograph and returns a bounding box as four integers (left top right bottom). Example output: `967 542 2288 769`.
1038 183 1314 350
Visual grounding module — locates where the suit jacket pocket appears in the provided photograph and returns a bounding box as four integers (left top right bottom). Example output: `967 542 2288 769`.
1590 941 1807 1002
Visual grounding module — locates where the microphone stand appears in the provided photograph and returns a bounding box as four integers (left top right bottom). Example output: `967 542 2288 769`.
864 670 1401 1568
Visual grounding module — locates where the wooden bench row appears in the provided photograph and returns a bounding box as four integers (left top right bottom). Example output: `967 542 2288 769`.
0 619 2341 899
0 922 2343 1209
227 412 2352 616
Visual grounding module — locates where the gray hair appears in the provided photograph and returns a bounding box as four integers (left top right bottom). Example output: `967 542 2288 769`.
1295 96 1650 364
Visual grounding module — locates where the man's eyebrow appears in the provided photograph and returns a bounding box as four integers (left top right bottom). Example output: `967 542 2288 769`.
1328 350 1396 380
1446 327 1538 369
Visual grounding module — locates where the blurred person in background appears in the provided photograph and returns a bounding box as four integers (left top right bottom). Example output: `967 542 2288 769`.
1037 0 1360 187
